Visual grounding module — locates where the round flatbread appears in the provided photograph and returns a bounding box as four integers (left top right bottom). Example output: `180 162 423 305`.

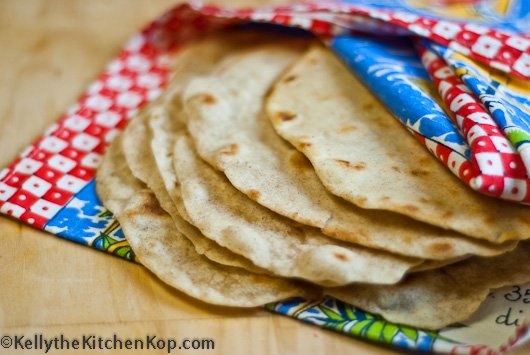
266 44 530 244
328 242 530 329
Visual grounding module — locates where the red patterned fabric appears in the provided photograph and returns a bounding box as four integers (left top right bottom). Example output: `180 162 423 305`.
420 46 530 202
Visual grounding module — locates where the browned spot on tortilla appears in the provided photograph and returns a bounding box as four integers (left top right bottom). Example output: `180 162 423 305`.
362 102 375 112
483 215 496 226
296 142 312 150
391 166 401 173
333 252 349 262
353 162 367 170
356 196 368 206
401 233 414 245
32 37 49 51
290 151 312 170
335 160 367 170
199 94 217 104
338 125 358 134
264 86 274 99
381 196 391 201
274 111 297 122
335 159 352 168
247 189 261 201
308 57 318 65
442 210 454 219
219 144 239 156
402 204 420 213
284 75 298 83
325 225 369 244
430 242 454 255
410 169 430 177
135 192 166 217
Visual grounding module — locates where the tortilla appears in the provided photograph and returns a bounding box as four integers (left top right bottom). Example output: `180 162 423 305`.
97 136 315 306
173 131 423 287
121 109 264 273
328 242 530 329
183 43 515 260
122 190 320 307
266 44 530 244
95 134 143 216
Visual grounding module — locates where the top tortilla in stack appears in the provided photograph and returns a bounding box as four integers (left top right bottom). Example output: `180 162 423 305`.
182 41 516 260
266 44 530 244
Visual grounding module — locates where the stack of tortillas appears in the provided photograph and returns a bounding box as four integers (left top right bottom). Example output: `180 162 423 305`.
95 29 530 330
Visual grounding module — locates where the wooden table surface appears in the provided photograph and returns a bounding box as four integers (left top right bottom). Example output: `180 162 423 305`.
0 1 398 354
0 1 528 355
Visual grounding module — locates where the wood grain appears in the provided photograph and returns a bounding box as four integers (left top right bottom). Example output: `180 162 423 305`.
0 1 528 354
